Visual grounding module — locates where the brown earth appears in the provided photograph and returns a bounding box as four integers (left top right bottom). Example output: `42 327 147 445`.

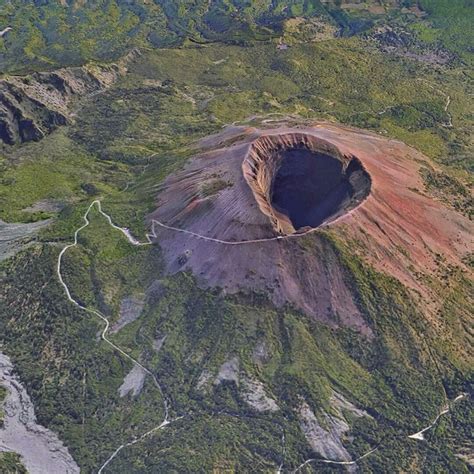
149 122 473 336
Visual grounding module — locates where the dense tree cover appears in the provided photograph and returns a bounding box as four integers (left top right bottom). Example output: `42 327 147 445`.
0 452 27 474
0 0 143 71
0 215 471 472
417 0 474 61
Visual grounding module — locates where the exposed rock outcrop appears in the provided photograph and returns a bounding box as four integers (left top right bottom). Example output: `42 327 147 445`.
299 400 352 462
118 364 147 398
252 341 270 366
0 49 140 145
0 219 52 261
197 356 278 412
298 392 370 463
371 25 453 65
196 370 214 391
153 334 167 353
0 352 79 473
110 295 145 334
215 357 240 386
241 378 279 412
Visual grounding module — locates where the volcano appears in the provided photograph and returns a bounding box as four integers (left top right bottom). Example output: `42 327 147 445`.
149 122 472 340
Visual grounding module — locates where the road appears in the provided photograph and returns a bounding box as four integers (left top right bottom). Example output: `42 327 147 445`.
0 27 12 37
56 200 173 472
294 393 468 472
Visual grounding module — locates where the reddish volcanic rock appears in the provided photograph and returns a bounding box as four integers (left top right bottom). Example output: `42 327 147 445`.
149 122 472 336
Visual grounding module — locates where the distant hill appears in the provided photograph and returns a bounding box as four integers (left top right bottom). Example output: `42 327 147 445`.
2 0 459 73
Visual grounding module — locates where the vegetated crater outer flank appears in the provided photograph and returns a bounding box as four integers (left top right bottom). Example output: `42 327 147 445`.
243 132 371 234
150 123 472 339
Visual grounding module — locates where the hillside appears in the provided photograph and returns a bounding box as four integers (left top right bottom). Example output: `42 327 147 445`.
0 1 472 473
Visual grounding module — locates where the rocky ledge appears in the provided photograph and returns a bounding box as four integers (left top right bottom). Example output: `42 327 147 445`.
0 49 140 145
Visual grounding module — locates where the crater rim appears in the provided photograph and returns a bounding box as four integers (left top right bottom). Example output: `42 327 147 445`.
242 132 372 235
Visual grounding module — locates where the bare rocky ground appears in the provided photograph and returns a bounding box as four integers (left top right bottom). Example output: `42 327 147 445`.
371 25 454 65
22 199 65 214
109 295 145 334
152 334 167 353
0 352 79 473
298 392 370 464
197 356 279 412
215 357 240 385
241 378 279 412
0 219 51 261
118 364 147 398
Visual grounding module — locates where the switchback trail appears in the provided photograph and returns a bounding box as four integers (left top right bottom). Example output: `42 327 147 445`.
57 198 292 472
56 200 174 473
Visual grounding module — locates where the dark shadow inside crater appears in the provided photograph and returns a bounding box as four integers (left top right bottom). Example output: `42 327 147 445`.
271 148 370 230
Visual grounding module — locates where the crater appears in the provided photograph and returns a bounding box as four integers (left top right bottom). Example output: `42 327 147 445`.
243 133 371 234
271 148 370 230
150 123 472 336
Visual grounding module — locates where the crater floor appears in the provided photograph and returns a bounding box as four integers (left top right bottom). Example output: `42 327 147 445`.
271 148 370 230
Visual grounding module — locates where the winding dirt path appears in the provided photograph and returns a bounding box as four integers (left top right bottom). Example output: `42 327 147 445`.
293 447 378 472
56 200 175 472
149 204 361 245
416 78 453 128
407 393 467 441
0 27 12 37
293 393 468 472
56 198 301 472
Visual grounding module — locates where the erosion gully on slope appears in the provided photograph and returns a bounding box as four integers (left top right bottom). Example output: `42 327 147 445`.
56 198 467 472
293 393 468 472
